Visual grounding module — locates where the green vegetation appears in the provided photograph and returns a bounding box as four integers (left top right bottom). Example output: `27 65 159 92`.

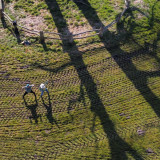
1 0 160 159
4 0 123 30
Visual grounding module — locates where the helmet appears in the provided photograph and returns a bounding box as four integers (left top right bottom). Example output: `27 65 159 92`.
26 84 30 87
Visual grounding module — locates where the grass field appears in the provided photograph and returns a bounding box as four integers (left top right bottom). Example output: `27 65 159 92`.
0 0 160 159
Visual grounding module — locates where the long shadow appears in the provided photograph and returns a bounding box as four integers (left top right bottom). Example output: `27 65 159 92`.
44 0 143 159
23 95 40 124
74 0 160 114
73 0 160 157
41 92 59 127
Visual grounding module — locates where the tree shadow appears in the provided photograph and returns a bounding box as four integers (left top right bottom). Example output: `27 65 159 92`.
116 2 160 114
147 0 158 29
74 0 160 114
67 83 87 121
33 61 73 73
41 91 59 127
23 95 41 124
43 0 144 159
131 6 149 18
73 1 160 158
67 99 74 121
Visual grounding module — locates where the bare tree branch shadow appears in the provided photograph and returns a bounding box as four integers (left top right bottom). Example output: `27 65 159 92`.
90 113 99 158
146 0 159 29
131 6 149 18
33 61 73 73
67 99 74 122
67 83 87 121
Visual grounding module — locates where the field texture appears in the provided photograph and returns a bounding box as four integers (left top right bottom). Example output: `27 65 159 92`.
0 0 160 159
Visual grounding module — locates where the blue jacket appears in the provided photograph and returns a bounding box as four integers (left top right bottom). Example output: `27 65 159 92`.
24 85 33 93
